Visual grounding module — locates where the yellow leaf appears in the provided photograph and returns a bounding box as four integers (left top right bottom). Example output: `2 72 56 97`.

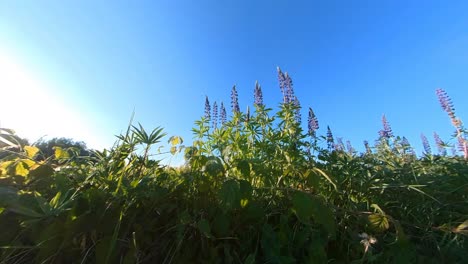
54 147 69 159
24 146 39 159
15 162 29 177
240 198 249 208
368 213 390 232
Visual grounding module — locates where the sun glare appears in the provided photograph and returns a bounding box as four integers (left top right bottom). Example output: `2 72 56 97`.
0 50 105 149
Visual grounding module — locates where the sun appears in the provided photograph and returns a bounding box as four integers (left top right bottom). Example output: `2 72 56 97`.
0 50 105 149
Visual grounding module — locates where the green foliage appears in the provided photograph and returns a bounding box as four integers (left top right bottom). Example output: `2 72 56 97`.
0 72 467 263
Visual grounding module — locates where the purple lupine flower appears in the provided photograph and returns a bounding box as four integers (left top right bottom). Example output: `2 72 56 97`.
436 89 456 120
401 137 416 156
346 140 354 154
451 146 457 156
421 133 432 155
308 107 319 136
231 86 240 114
246 106 250 123
433 132 446 156
254 81 264 107
336 137 345 151
364 140 372 154
458 136 467 153
378 115 394 139
212 101 218 129
204 96 211 120
284 72 295 104
220 102 227 125
326 126 334 150
401 137 410 147
277 67 287 102
291 96 301 123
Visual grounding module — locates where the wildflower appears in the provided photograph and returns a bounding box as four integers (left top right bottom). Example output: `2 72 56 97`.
433 132 446 156
246 106 250 123
436 88 456 120
220 102 227 125
292 96 301 123
364 140 372 154
359 233 377 253
277 67 295 104
284 72 295 104
254 81 263 107
336 137 345 151
204 96 211 120
458 136 467 153
421 133 432 155
346 140 354 154
326 126 334 150
212 101 218 129
402 136 416 156
308 107 319 136
231 86 240 114
378 115 393 139
277 67 287 102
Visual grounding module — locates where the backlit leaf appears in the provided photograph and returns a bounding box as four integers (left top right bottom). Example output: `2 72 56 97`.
24 146 39 159
54 147 69 159
368 213 390 232
15 162 29 177
219 179 239 211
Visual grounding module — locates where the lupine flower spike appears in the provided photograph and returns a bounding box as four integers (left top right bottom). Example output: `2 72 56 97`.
436 88 467 159
326 126 334 150
292 96 301 123
212 101 218 129
220 102 227 125
433 132 446 156
346 140 354 154
231 86 240 114
277 67 287 103
364 140 372 154
308 107 319 136
204 96 211 120
379 115 394 139
421 133 432 155
254 81 263 107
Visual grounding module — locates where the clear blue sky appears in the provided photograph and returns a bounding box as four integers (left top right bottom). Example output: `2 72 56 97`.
1 1 468 161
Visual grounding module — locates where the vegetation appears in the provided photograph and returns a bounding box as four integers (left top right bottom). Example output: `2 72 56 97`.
0 69 467 263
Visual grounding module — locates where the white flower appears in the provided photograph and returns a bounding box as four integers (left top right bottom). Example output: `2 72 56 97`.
359 233 377 253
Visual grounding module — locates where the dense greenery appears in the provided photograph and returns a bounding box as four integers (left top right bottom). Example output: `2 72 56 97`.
1 70 467 263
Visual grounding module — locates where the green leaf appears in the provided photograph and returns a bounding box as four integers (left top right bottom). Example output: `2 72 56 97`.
29 164 54 178
219 179 240 211
197 219 212 238
49 192 62 209
292 192 335 236
237 160 250 177
244 254 256 264
292 192 313 221
368 213 390 232
212 213 230 237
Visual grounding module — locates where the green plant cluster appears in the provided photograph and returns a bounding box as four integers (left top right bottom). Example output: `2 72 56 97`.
0 72 467 263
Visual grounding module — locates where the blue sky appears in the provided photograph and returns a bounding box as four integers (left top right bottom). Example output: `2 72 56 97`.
1 1 468 162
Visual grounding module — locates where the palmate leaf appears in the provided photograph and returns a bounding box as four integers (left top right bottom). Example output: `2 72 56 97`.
368 213 390 232
24 146 40 159
54 147 69 159
291 192 335 236
218 179 240 211
197 219 212 238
